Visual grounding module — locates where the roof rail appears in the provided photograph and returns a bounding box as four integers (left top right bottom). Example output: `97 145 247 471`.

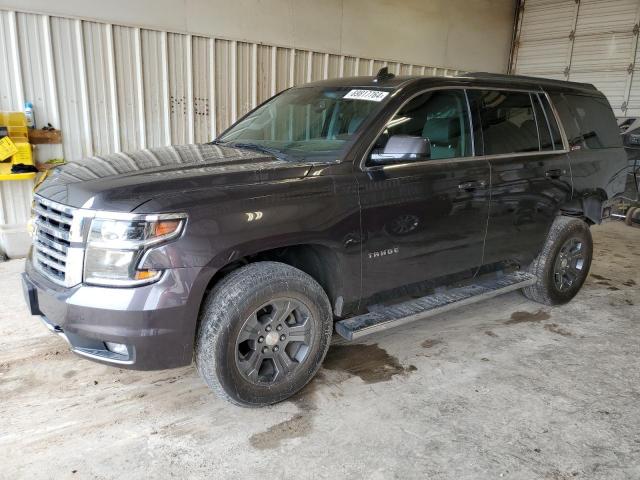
458 71 598 90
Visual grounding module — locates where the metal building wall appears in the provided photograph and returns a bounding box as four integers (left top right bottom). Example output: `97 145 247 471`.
0 8 462 240
0 8 461 160
511 0 640 117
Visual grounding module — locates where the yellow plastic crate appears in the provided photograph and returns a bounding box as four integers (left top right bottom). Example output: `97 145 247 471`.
0 112 28 127
0 112 28 140
0 112 35 181
0 158 36 180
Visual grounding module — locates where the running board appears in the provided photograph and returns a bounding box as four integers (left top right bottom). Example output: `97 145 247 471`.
335 271 536 341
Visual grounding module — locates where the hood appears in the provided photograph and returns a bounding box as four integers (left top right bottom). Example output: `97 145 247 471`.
35 144 313 210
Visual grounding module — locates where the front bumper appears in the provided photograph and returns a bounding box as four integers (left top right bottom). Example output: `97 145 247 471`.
22 260 208 370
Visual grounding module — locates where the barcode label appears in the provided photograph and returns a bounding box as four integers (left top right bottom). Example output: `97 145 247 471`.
343 89 389 102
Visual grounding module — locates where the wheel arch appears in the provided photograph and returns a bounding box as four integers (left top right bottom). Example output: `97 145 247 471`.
559 188 608 224
197 242 346 326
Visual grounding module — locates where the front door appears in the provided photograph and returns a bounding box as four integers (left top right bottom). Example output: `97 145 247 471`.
356 89 491 303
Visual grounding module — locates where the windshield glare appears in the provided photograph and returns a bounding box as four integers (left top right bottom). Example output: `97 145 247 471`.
218 86 391 162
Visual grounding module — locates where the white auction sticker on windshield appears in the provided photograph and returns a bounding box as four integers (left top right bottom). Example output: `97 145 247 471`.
343 89 389 102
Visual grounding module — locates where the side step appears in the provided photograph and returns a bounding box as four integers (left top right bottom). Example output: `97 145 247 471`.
335 271 536 341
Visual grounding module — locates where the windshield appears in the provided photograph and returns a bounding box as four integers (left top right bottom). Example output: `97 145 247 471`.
218 86 392 162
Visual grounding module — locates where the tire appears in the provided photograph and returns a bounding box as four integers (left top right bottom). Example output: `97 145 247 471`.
195 261 333 407
522 216 593 306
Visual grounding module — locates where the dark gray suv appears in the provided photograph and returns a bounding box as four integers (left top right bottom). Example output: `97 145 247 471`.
22 70 628 406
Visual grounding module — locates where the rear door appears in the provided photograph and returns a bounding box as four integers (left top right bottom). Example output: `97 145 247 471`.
356 88 491 302
471 89 573 268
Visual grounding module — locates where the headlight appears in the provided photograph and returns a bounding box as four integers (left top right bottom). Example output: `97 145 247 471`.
83 213 186 287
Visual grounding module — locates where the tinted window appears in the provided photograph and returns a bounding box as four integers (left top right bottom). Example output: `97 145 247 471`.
532 94 553 151
564 94 622 149
549 93 582 147
538 94 563 149
374 90 472 161
476 90 539 155
219 86 389 162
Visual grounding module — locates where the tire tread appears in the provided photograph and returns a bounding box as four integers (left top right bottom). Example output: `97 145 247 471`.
195 261 332 407
522 216 592 306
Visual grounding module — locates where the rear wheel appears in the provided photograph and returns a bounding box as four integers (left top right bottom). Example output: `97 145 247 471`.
195 261 332 407
522 216 593 306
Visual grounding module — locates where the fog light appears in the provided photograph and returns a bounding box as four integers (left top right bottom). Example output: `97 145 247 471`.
105 342 128 356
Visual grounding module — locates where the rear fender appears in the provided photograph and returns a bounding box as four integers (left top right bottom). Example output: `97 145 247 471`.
560 190 606 224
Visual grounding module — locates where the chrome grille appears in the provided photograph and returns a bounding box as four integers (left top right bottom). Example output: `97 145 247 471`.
32 198 75 286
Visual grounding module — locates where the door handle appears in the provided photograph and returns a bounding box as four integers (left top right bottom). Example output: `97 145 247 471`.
545 169 563 179
458 180 487 191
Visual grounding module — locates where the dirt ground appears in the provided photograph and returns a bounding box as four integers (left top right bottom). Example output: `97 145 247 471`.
1 221 639 480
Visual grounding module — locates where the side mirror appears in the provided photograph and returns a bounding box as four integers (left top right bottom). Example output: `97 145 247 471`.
370 135 431 164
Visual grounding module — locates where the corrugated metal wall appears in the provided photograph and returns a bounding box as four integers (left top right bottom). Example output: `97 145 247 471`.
1 8 461 160
511 0 640 117
0 8 461 239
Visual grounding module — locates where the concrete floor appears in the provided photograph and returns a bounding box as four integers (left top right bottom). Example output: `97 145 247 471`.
1 221 639 480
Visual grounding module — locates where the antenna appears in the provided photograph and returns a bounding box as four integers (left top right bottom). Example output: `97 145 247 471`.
374 67 395 82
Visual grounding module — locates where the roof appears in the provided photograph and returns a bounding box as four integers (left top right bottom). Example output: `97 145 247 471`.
304 71 600 95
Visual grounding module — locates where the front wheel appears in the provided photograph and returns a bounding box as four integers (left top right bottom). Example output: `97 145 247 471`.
195 261 333 407
522 216 593 306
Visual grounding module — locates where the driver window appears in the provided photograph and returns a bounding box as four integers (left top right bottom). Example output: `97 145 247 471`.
374 90 473 162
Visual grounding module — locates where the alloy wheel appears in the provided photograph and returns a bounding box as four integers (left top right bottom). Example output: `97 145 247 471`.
235 298 314 385
553 237 586 292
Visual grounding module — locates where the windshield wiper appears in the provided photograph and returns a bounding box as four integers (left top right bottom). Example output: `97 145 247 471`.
228 142 289 161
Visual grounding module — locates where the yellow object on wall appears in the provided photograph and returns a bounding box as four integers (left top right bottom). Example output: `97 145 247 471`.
0 112 29 139
0 111 35 181
0 136 18 161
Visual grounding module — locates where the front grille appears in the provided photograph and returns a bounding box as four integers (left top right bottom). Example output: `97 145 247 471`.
32 198 75 285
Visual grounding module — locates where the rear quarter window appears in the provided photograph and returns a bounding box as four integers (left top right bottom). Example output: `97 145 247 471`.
562 94 622 149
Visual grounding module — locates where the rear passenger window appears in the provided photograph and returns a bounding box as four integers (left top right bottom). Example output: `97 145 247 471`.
475 90 539 155
564 94 622 149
